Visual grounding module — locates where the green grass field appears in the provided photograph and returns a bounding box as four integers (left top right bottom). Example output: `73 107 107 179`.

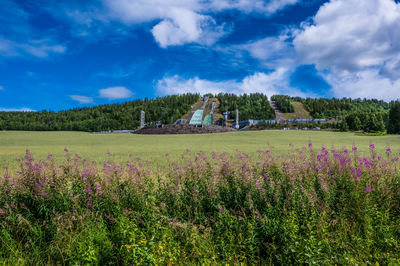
1 130 399 169
1 130 400 264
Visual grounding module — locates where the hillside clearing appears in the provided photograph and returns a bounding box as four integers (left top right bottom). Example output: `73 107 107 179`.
283 101 313 119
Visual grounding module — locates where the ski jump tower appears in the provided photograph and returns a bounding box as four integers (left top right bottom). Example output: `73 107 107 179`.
189 96 209 126
203 100 215 126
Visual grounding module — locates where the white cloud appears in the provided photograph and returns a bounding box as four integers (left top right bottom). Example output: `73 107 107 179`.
207 0 300 14
0 107 35 112
323 69 400 101
0 38 66 58
294 0 400 73
151 8 228 48
156 74 238 96
103 0 229 47
232 30 296 69
293 0 400 100
156 70 308 98
104 0 200 23
99 86 133 100
103 0 300 23
70 95 94 104
98 0 299 47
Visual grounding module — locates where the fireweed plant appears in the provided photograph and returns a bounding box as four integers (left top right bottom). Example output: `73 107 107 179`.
0 144 399 264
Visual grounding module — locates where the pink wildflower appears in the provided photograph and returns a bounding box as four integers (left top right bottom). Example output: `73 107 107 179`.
364 186 372 194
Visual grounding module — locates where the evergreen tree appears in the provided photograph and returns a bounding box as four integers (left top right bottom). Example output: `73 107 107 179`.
376 115 386 132
365 114 379 132
353 116 362 131
340 120 349 132
388 101 400 134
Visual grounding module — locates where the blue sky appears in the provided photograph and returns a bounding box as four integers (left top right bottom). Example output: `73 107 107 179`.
1 0 400 111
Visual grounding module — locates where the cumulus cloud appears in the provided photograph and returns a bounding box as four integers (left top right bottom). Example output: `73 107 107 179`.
70 95 94 104
156 70 308 98
151 9 227 48
99 86 133 100
322 69 400 101
293 0 400 100
104 0 230 47
0 107 35 112
97 0 299 47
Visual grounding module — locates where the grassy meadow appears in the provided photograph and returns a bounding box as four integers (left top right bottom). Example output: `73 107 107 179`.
1 130 399 168
1 130 400 264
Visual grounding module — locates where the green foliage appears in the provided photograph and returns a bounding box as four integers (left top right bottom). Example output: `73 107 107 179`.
0 94 199 132
1 146 400 264
344 113 387 133
353 116 362 131
388 101 400 134
294 97 390 119
340 120 349 132
216 93 275 120
271 95 295 113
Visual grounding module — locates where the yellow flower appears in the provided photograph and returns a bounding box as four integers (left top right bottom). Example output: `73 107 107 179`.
124 244 132 249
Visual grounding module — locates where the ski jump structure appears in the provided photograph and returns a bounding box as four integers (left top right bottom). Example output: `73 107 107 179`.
189 96 215 126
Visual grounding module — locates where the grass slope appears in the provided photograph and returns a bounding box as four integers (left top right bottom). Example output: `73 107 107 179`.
1 130 399 169
283 101 313 119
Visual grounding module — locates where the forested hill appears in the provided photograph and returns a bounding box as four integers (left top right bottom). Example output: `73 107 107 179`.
293 97 390 119
0 93 396 132
0 94 199 132
216 93 275 120
268 95 395 133
0 93 277 132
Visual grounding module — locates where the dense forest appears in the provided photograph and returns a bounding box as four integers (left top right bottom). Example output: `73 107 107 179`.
291 97 390 119
0 94 199 132
343 113 387 132
270 95 294 113
216 93 276 120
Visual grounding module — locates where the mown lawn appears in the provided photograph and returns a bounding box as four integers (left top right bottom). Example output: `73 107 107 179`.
1 130 399 169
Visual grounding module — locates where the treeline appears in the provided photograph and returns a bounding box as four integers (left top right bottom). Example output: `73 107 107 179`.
270 95 294 113
0 94 199 132
1 92 399 134
341 102 400 134
292 97 390 119
270 95 399 133
341 113 387 132
216 93 275 120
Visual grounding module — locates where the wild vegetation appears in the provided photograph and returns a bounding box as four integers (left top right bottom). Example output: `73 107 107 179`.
271 95 295 113
388 101 400 134
343 113 387 133
216 93 276 120
1 143 399 264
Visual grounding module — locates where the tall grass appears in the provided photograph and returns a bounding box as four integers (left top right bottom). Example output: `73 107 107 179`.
1 144 399 264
